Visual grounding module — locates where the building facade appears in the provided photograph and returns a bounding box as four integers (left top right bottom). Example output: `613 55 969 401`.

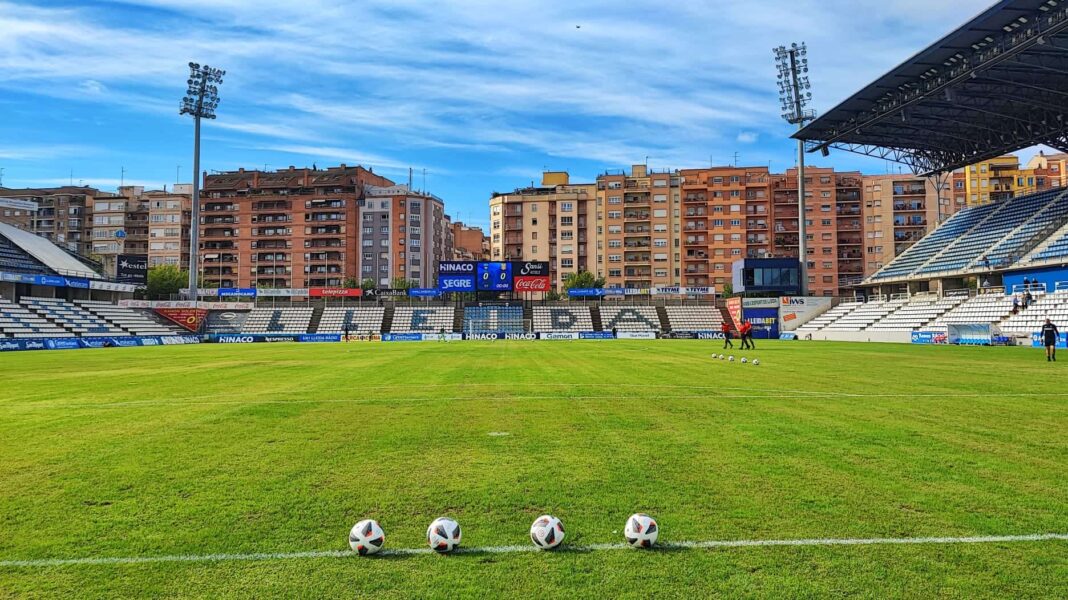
596 165 681 290
0 186 96 256
198 165 449 289
451 221 489 261
489 172 598 290
862 175 961 277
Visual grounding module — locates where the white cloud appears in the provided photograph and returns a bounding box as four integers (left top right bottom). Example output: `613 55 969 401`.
737 132 759 144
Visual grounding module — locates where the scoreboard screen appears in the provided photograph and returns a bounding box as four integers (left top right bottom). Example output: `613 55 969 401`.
477 262 513 291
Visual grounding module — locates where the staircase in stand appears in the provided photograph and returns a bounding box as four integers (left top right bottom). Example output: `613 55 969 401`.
655 306 671 332
381 305 395 333
590 305 603 332
306 305 325 333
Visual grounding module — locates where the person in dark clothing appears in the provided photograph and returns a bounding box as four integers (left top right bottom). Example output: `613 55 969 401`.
1012 295 1020 315
721 321 733 349
1024 290 1033 308
1041 319 1059 362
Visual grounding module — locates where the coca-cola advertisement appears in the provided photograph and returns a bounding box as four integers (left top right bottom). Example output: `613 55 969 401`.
513 276 551 292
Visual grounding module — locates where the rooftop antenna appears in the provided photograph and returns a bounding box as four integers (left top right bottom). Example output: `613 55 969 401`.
0 167 4 186
733 151 739 167
176 165 181 184
120 166 126 187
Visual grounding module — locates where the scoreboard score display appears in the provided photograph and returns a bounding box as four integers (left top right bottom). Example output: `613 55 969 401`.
477 262 513 291
437 261 550 293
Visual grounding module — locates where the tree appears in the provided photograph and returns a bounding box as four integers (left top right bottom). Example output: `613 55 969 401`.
145 264 187 300
562 270 605 291
721 283 734 297
343 276 360 289
544 289 562 301
360 278 377 292
391 277 414 290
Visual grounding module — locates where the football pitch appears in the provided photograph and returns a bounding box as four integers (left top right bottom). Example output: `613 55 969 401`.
1 340 1065 598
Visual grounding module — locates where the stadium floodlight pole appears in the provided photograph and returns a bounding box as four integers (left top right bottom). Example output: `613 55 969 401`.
775 43 815 296
180 62 225 301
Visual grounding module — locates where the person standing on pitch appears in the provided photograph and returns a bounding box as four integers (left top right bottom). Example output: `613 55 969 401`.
721 320 733 349
1041 318 1059 362
740 320 754 350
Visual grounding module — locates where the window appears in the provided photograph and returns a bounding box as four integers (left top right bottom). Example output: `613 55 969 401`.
609 255 622 263
654 239 667 247
561 216 573 226
531 245 538 254
561 259 574 268
609 240 622 248
608 196 622 204
561 202 573 212
653 209 667 218
561 230 573 240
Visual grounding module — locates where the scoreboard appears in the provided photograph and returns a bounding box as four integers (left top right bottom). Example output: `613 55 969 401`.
437 261 549 293
477 262 513 291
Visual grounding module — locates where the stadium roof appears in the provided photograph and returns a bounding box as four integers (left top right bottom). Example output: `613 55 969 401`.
0 221 101 279
796 0 1068 174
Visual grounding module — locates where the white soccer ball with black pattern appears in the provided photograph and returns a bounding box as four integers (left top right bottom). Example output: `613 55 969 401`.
427 517 462 553
529 515 565 550
741 357 748 364
728 355 735 362
348 519 385 556
752 359 760 366
624 513 659 548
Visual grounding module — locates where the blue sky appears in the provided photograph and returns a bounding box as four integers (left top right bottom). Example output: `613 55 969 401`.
0 0 1004 228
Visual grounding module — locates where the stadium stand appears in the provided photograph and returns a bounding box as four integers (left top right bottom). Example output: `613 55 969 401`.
823 297 907 331
316 307 385 334
999 290 1068 335
0 296 73 337
869 203 1000 281
20 297 124 337
241 307 314 334
1022 222 1068 265
390 306 455 333
600 306 661 332
870 188 1068 282
867 295 964 331
75 300 182 336
796 301 862 333
203 310 249 334
463 306 523 334
0 236 50 274
663 306 724 332
531 306 594 332
924 293 1018 329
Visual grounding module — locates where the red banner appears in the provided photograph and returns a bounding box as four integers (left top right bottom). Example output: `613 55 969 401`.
726 297 744 331
513 276 551 292
154 308 207 332
309 288 362 297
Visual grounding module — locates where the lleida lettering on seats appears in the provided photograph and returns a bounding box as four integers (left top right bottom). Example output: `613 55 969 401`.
550 309 576 330
409 309 436 331
603 308 658 330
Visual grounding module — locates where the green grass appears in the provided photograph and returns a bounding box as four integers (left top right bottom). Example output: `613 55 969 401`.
0 340 1066 598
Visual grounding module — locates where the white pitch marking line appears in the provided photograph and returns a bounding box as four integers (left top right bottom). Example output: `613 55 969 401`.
2 533 1064 568
5 391 1068 410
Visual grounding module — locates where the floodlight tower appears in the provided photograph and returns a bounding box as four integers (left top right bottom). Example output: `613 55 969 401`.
774 43 815 296
180 62 225 301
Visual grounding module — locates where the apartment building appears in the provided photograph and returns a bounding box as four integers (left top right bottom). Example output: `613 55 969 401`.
596 165 681 289
198 165 450 289
0 186 96 255
451 221 489 260
862 175 962 277
678 166 772 289
143 185 193 270
960 153 1066 206
359 184 451 288
489 172 598 290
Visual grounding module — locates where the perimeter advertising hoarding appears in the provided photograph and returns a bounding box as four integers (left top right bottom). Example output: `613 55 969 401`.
778 296 833 331
154 308 207 332
309 288 361 298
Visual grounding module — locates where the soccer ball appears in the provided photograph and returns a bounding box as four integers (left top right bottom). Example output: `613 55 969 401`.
624 513 659 548
427 517 462 553
741 357 748 364
529 515 565 550
720 355 726 360
348 519 385 556
753 359 760 366
728 355 735 362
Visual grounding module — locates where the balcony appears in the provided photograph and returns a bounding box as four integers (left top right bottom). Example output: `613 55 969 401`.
624 226 650 234
202 228 236 238
892 187 926 196
685 251 708 260
893 202 926 212
202 241 235 250
505 219 523 231
255 266 291 276
255 201 291 211
308 226 341 235
837 221 862 231
836 207 861 216
255 228 290 237
684 222 707 232
684 194 706 203
252 214 290 223
305 239 340 248
624 241 650 248
624 195 650 205
504 206 523 217
894 219 927 227
838 236 862 246
203 202 237 212
624 253 650 264
746 236 768 244
256 278 289 288
307 252 343 262
684 266 708 274
624 212 650 221
305 199 343 209
685 209 707 217
307 213 344 222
